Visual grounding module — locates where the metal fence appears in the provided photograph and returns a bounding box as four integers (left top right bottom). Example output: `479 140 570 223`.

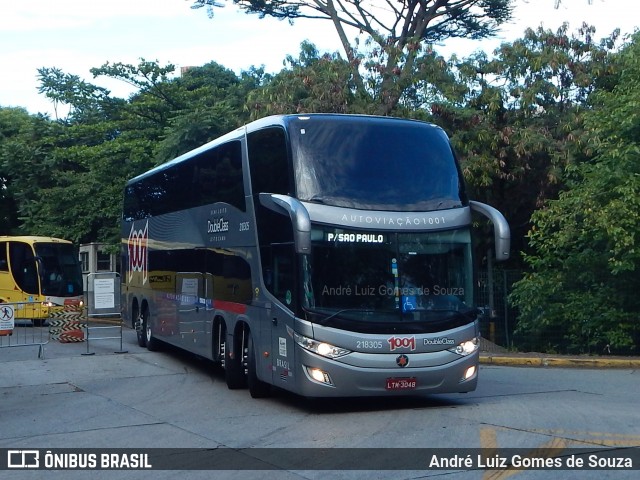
475 269 522 352
0 302 49 358
83 272 126 355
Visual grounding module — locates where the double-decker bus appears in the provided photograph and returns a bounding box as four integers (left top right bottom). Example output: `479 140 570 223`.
0 236 84 325
121 114 510 398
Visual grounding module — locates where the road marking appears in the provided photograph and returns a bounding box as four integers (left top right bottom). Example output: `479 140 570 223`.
531 429 640 447
477 426 640 479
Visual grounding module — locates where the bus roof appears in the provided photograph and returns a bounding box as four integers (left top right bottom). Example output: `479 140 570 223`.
0 236 74 245
126 113 442 186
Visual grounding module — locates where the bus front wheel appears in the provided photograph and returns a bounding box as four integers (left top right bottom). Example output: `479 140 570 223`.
142 308 159 352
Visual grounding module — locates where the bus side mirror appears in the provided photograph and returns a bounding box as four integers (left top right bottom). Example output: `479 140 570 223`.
470 201 510 261
259 194 311 254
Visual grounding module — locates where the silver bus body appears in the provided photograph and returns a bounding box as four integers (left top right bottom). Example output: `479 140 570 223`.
121 114 509 398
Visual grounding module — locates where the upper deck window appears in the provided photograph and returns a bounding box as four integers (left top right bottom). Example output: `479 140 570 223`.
289 117 466 211
247 126 291 196
123 140 244 221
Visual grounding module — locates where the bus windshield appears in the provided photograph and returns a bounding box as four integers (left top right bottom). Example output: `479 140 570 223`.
34 243 83 297
289 116 466 211
304 227 475 333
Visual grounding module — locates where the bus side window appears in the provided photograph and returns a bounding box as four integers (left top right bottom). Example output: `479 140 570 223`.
248 126 297 308
0 242 8 271
8 241 39 295
205 250 253 305
123 139 246 222
247 126 291 195
195 140 246 212
263 245 296 309
252 205 296 308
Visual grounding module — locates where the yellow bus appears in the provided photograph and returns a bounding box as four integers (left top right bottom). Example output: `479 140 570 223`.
0 236 84 325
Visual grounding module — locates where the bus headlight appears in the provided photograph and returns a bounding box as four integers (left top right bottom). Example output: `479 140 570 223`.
448 337 479 356
293 333 351 359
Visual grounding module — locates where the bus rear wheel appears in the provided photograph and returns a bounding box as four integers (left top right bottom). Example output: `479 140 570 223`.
135 309 145 347
225 329 247 390
136 330 146 347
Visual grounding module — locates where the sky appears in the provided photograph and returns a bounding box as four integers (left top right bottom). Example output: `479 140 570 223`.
0 0 637 117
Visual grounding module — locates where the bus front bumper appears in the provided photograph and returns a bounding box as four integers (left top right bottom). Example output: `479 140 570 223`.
293 348 479 398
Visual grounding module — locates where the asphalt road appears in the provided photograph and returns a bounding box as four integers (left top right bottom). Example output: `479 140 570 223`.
1 324 638 480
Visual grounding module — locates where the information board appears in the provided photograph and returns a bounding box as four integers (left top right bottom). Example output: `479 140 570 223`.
87 272 121 317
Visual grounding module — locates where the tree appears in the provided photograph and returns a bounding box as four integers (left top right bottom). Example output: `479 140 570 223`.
154 62 253 158
4 59 256 245
429 23 620 261
192 0 513 114
510 32 640 354
8 67 148 243
554 0 593 7
91 59 252 160
0 107 44 234
246 41 363 117
37 67 114 122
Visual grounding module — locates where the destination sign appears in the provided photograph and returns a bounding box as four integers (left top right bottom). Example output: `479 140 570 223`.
325 232 387 243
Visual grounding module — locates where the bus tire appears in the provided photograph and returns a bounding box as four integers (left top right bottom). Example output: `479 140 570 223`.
213 319 225 364
247 332 271 398
133 303 146 347
225 331 247 390
136 322 146 347
142 308 159 352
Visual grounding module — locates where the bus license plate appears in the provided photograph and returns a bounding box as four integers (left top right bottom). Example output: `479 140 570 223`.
385 377 417 391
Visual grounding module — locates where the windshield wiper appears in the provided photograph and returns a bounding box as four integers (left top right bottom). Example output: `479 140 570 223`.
302 306 376 323
306 196 329 204
410 307 480 320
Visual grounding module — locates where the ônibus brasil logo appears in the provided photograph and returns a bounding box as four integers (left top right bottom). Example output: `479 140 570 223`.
128 221 148 285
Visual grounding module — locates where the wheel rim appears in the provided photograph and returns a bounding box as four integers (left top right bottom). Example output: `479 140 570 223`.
144 312 151 343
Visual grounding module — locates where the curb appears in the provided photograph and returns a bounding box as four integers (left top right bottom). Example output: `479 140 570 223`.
480 354 640 369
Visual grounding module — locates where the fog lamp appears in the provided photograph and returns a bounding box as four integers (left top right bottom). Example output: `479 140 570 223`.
305 366 334 386
463 365 476 380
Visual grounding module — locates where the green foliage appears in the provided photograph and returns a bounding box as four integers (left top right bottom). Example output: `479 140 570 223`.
3 59 251 245
192 0 513 114
510 33 640 354
0 108 47 234
246 41 366 117
154 62 251 159
37 67 112 122
429 24 621 261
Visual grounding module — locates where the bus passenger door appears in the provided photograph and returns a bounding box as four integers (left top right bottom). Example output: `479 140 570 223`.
264 244 297 387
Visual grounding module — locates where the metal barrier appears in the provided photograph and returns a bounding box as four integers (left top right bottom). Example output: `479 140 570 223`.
82 315 127 355
82 272 127 355
0 288 127 357
0 302 49 359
